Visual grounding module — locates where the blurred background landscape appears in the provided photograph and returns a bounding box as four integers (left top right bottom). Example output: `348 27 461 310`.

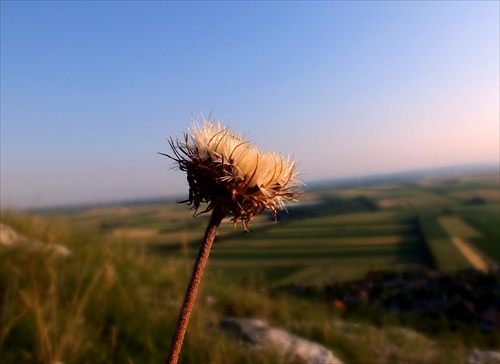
1 1 498 363
1 167 499 363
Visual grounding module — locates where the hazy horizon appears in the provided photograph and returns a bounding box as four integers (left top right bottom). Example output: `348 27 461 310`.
1 2 499 209
7 161 499 211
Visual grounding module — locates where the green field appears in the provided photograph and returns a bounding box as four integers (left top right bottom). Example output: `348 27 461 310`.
44 172 499 283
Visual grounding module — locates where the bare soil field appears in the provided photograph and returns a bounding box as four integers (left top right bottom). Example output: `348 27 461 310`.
451 237 489 272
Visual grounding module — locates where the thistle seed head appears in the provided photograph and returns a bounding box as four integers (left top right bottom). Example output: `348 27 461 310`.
165 118 301 230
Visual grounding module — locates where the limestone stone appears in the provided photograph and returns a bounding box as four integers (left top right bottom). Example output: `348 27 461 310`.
0 223 71 257
221 317 343 364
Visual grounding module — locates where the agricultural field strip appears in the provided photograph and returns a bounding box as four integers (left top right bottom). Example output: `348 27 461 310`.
208 247 417 260
437 216 482 238
103 216 197 229
211 243 418 254
278 266 355 285
286 211 407 225
261 224 412 233
208 208 420 280
436 215 495 270
71 206 195 225
450 238 489 272
463 217 500 240
419 215 476 272
214 236 418 249
209 256 398 268
394 195 456 208
276 264 398 285
458 217 500 264
112 228 158 238
238 232 415 241
112 229 207 242
426 238 473 269
448 189 500 201
456 203 500 215
210 257 408 283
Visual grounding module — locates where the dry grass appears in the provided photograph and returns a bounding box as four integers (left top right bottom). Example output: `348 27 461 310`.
0 212 471 364
111 228 158 239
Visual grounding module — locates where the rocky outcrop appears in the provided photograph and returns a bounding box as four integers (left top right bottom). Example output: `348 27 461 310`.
467 349 500 364
0 223 27 247
221 317 343 364
0 223 71 256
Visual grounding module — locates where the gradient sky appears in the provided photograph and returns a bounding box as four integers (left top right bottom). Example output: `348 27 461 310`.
1 1 499 209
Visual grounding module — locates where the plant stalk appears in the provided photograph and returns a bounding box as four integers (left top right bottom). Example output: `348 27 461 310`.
166 205 226 364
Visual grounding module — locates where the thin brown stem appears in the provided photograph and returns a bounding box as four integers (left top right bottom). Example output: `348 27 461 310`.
166 205 226 364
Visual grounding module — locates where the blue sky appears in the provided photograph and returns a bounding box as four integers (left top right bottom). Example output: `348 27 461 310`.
1 1 498 208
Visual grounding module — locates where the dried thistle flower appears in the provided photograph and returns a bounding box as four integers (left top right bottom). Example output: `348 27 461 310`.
163 117 300 364
165 118 301 231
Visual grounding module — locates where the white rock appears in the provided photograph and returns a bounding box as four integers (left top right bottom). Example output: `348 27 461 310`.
221 317 343 364
0 223 71 257
467 349 500 364
1 223 28 246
